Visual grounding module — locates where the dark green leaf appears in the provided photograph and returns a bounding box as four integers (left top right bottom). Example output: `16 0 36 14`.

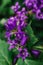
0 39 12 65
16 58 43 65
25 24 38 49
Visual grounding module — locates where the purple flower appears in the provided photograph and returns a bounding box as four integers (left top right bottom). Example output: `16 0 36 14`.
24 0 43 19
17 7 27 15
41 0 43 4
16 8 27 22
20 34 27 46
11 2 20 12
14 31 24 40
16 8 27 30
17 22 27 32
5 17 17 31
14 56 18 64
14 31 27 46
24 0 37 9
17 48 29 60
5 8 27 31
5 31 28 50
31 49 40 58
5 3 28 58
35 4 43 19
9 45 15 50
5 32 11 38
8 39 18 50
36 9 43 19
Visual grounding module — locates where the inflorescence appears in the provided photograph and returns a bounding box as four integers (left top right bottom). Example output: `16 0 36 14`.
24 0 43 19
5 1 41 61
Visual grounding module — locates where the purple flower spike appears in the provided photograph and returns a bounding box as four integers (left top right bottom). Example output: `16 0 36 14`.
31 49 40 58
5 2 28 60
17 48 29 60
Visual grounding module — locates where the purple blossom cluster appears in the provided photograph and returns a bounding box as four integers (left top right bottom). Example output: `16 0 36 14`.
5 1 40 61
24 0 43 19
5 2 29 60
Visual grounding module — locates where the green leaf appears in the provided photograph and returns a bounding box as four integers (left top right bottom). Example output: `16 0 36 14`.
16 58 43 65
0 39 12 65
25 24 38 49
36 31 43 38
25 59 43 65
16 58 26 65
0 0 13 16
0 0 11 8
0 23 6 40
34 46 43 50
33 46 43 53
